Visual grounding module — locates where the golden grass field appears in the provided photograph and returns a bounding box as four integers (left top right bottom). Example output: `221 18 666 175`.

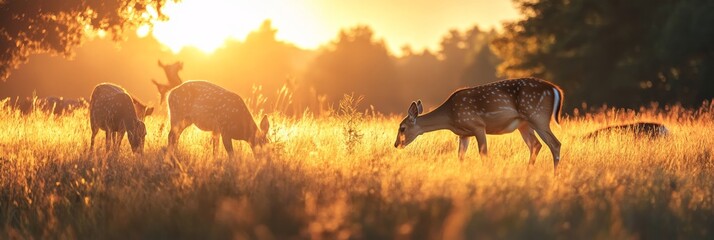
1 100 713 239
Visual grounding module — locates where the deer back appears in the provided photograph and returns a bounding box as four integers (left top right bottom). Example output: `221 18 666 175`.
91 83 151 120
168 81 258 139
90 87 140 131
448 78 562 125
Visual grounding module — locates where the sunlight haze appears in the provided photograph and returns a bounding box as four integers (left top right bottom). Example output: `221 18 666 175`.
148 0 519 54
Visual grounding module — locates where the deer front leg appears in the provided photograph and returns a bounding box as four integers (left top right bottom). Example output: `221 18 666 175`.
168 120 189 153
90 126 98 151
115 131 125 151
474 128 488 163
105 130 114 151
211 132 221 156
458 136 470 161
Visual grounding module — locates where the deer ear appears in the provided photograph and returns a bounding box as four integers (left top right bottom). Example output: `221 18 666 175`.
145 107 154 117
158 60 164 67
408 101 419 120
260 115 270 133
416 100 423 114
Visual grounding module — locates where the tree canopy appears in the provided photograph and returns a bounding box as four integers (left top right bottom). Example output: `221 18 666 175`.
493 0 714 110
0 0 167 80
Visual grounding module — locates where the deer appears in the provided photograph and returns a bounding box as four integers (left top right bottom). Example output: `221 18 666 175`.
166 80 270 158
89 83 154 153
37 96 88 115
2 96 34 115
152 60 184 103
585 122 669 139
394 77 564 170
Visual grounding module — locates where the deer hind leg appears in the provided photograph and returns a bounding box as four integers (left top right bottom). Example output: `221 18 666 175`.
518 124 542 165
458 136 470 161
531 123 561 171
221 135 234 159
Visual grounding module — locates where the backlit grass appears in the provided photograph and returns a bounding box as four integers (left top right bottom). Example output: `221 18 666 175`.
0 102 713 239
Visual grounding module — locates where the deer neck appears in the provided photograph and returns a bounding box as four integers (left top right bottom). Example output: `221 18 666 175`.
166 72 182 84
416 106 453 134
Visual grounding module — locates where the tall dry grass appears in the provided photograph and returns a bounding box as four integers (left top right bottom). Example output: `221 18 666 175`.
0 100 713 239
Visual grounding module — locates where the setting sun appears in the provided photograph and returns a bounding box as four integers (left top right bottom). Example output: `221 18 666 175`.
148 0 268 53
141 0 519 54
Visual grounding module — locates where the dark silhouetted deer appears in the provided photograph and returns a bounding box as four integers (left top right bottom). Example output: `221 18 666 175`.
3 96 34 115
3 96 87 116
585 122 669 139
167 80 269 157
37 96 88 115
394 78 564 171
89 83 153 153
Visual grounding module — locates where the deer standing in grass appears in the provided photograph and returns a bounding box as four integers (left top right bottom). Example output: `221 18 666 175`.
152 60 184 103
89 83 154 153
167 80 270 157
394 78 564 170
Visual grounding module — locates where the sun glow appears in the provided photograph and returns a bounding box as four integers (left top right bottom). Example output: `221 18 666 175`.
148 0 262 53
137 0 519 54
142 0 320 54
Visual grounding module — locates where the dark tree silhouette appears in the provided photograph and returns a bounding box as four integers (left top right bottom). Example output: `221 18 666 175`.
396 49 444 109
438 29 468 86
305 25 400 113
397 26 501 111
493 0 714 110
0 0 167 80
458 28 500 87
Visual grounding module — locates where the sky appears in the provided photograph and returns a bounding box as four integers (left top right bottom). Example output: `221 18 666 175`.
149 0 520 54
1 0 522 106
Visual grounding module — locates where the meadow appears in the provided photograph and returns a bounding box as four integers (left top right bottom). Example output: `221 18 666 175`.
0 100 713 239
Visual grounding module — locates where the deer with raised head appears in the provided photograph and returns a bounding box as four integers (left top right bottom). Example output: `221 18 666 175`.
394 78 564 170
166 80 270 157
152 60 184 103
89 83 153 153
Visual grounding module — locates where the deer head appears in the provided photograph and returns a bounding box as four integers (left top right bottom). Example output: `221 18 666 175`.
158 60 183 71
127 120 147 154
251 115 271 149
394 100 423 148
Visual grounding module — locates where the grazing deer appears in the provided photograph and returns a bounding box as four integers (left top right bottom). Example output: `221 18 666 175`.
89 83 153 153
167 80 270 157
585 122 669 139
152 60 184 103
90 84 154 120
394 78 564 170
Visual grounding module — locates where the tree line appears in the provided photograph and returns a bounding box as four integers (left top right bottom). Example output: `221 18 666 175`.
1 0 712 114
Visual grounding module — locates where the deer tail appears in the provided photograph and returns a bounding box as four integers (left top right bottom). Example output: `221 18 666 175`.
552 86 564 125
